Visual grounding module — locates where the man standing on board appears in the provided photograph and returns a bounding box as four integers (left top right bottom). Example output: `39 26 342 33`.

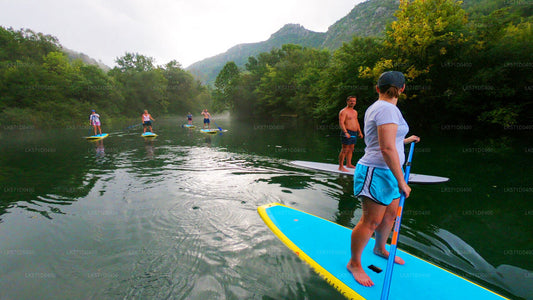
339 96 363 172
201 109 211 129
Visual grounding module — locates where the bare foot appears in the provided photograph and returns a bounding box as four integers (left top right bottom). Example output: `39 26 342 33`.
346 164 356 168
373 249 405 265
339 166 349 172
347 262 374 287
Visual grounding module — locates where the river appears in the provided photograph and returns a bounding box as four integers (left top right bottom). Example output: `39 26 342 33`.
0 116 531 299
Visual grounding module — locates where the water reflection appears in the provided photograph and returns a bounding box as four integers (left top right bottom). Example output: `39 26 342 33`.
333 175 360 227
95 139 105 157
0 130 96 220
144 139 154 159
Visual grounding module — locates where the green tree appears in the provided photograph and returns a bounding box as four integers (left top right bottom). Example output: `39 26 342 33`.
458 8 533 126
213 61 240 111
254 44 330 117
315 37 383 123
114 52 155 72
0 27 60 63
109 53 168 115
359 0 471 128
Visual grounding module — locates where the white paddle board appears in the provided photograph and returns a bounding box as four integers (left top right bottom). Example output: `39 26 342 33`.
291 160 449 184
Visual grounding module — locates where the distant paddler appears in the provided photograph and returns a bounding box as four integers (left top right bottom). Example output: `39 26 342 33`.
338 95 363 172
187 112 193 125
142 110 155 133
89 109 102 136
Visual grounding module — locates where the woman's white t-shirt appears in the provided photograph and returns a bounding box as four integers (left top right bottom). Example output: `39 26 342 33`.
358 100 409 169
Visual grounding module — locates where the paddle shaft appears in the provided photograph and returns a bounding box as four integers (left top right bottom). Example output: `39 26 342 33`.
380 142 415 300
125 123 142 130
213 120 222 131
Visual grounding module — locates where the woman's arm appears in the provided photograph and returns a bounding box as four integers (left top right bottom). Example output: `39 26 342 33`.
404 135 420 144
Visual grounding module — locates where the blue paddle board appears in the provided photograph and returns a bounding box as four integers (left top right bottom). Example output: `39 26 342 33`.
85 133 109 140
141 132 157 137
291 160 449 185
183 124 195 128
258 203 508 300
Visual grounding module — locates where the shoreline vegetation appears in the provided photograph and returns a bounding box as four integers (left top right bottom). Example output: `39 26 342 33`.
211 0 532 132
1 0 532 134
0 27 211 130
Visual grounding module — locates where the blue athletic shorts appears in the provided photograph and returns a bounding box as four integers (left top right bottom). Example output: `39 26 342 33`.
204 118 210 124
353 163 401 206
341 129 357 145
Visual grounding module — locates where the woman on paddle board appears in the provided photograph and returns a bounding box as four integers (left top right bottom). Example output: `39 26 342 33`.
142 110 155 133
347 71 420 287
89 110 102 136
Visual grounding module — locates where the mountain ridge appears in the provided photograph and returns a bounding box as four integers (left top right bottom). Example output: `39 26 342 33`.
187 23 328 83
62 47 111 71
187 0 400 84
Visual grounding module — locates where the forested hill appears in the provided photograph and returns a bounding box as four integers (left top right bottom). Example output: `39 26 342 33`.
320 0 399 49
187 24 328 84
187 0 531 85
0 27 211 129
187 0 402 84
211 0 533 131
62 47 111 72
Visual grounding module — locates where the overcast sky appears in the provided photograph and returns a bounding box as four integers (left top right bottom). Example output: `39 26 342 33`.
0 0 365 68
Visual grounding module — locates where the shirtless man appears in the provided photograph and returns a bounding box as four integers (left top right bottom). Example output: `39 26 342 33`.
201 109 211 129
339 96 363 172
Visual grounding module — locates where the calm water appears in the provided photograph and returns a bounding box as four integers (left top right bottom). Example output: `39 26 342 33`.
0 117 531 300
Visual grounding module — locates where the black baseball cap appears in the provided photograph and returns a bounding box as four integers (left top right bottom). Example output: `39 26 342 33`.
378 71 405 89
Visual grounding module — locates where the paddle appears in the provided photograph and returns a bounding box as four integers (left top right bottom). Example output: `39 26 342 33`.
380 142 416 300
212 120 223 131
124 123 142 131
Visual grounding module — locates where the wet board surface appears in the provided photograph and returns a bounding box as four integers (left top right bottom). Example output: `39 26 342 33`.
141 132 157 137
85 133 109 140
200 129 227 134
258 203 508 300
291 160 449 184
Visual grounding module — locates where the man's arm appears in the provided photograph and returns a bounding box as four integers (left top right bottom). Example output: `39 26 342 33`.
339 110 350 138
354 111 363 138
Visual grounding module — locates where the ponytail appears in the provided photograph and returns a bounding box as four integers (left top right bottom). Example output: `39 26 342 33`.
380 85 401 99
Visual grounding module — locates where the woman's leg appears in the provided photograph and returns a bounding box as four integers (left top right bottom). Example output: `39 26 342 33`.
347 196 387 287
